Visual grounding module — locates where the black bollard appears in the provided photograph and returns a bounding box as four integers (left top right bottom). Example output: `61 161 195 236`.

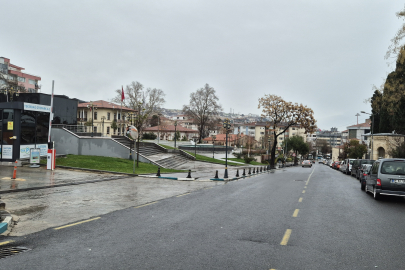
260 167 263 172
214 170 219 179
186 169 192 178
156 167 161 177
248 168 251 175
242 169 246 176
236 169 239 177
253 167 256 174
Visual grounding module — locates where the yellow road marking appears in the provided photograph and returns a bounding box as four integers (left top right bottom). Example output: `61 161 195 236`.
1 177 26 181
302 190 305 193
280 229 292 245
54 217 100 230
0 240 14 246
134 202 157 208
304 186 307 188
298 197 303 202
292 209 299 217
176 193 190 197
306 168 315 185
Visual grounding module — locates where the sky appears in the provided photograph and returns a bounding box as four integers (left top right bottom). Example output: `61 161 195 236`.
2 1 404 131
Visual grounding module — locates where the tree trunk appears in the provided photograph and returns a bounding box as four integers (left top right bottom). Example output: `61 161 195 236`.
270 137 278 169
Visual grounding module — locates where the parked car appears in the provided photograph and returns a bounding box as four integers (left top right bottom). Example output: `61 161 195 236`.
363 158 405 200
336 161 341 170
351 159 375 179
302 160 312 168
340 158 355 175
359 164 372 183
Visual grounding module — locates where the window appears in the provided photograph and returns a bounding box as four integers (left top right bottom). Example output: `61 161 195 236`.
118 113 121 120
107 127 110 135
114 113 117 120
29 79 35 85
94 127 97 133
107 112 110 120
94 112 98 120
17 77 25 82
371 162 379 174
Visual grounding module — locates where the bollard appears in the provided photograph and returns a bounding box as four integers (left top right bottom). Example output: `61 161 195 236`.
156 167 161 177
260 167 263 172
214 170 219 179
242 169 246 176
12 161 17 179
236 169 239 177
186 169 192 178
248 168 251 175
253 167 256 174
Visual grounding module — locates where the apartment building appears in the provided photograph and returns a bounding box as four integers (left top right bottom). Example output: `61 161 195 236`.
0 57 41 95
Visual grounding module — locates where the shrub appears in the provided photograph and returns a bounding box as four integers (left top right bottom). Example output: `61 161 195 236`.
142 132 157 140
233 152 243 159
244 156 255 164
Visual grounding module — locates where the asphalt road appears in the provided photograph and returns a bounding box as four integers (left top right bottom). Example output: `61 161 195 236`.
1 163 405 269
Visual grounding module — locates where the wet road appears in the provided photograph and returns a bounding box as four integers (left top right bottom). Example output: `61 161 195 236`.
1 164 405 269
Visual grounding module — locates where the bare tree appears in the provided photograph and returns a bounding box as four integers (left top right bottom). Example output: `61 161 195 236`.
258 94 316 168
112 81 165 167
386 4 405 60
183 84 222 143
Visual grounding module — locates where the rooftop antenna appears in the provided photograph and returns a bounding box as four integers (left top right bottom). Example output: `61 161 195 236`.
355 113 360 125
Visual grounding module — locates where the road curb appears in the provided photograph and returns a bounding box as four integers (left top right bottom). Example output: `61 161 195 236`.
0 210 12 235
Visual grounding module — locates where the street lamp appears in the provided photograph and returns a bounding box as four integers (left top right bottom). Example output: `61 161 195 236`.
223 118 232 178
87 102 97 137
212 135 216 159
174 120 178 149
361 111 374 160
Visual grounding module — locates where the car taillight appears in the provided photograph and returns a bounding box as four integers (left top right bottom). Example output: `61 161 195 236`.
363 173 367 176
376 179 381 186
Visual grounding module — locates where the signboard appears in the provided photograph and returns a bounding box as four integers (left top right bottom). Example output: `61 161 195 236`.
1 145 13 159
30 148 40 164
23 102 51 113
20 144 48 159
7 121 13 130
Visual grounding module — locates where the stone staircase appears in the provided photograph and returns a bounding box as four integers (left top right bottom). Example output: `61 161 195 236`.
111 136 194 168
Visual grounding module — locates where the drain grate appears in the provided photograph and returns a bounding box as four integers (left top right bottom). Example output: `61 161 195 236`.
0 247 30 259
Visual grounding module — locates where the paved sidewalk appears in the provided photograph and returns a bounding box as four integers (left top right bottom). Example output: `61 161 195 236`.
0 165 126 194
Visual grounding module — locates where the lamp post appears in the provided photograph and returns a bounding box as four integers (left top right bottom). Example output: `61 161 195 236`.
174 120 178 149
158 113 162 145
87 102 97 137
223 118 231 178
268 137 271 170
361 111 374 160
212 135 216 159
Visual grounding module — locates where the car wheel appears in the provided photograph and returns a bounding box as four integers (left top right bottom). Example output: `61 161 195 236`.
373 187 380 200
360 180 365 191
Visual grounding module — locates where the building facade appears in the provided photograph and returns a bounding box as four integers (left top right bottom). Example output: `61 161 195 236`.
0 57 41 99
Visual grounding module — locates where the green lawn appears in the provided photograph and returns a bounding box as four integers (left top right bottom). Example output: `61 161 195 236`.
226 158 264 166
40 155 185 174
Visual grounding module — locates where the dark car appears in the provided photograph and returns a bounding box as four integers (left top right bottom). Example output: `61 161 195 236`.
363 158 405 200
359 164 372 183
351 159 375 179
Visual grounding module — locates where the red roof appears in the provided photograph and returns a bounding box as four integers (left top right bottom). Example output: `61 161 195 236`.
347 122 370 128
203 134 247 142
143 125 198 133
78 100 136 112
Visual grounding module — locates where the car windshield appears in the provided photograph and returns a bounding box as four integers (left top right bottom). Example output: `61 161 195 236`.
381 161 405 175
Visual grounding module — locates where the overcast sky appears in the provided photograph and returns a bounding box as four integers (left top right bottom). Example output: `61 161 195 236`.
3 1 404 131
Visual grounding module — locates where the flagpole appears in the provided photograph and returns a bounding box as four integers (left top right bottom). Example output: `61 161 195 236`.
121 85 123 135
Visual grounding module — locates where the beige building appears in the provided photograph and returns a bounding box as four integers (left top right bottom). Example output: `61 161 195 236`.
369 133 405 160
78 100 136 136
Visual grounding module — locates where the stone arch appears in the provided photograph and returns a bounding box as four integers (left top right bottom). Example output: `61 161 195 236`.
377 147 386 159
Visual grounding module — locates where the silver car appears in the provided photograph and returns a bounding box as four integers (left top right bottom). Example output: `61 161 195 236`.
364 158 405 200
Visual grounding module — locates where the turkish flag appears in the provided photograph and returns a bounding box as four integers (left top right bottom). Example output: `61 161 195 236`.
121 86 125 102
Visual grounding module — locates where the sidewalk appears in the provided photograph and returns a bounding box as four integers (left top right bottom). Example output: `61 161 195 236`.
0 165 127 194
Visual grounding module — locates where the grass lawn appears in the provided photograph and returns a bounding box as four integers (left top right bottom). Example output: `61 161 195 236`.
226 158 264 166
40 155 185 174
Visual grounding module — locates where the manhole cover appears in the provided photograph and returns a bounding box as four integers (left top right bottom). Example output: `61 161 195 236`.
0 247 30 259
